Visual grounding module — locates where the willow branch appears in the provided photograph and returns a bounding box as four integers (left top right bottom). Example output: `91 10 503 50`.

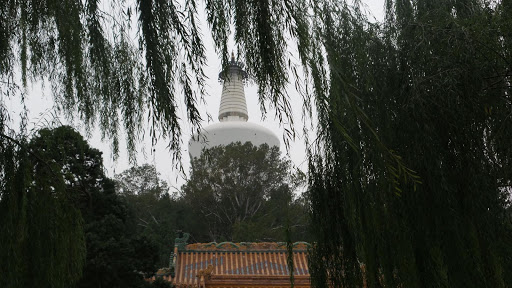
0 132 60 178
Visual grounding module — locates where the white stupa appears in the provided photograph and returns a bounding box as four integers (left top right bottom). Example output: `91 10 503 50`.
188 54 280 159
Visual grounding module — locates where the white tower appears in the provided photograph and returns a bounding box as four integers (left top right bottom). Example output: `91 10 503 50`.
188 54 280 159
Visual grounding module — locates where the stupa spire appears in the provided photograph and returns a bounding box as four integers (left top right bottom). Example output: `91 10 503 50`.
188 53 280 159
218 52 249 122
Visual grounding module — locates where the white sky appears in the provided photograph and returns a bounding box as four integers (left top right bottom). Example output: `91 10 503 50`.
7 0 385 191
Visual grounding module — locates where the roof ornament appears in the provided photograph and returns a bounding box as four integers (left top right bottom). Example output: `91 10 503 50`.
219 52 248 81
196 264 214 288
175 231 190 252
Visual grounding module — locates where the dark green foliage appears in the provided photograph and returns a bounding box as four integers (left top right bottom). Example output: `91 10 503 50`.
28 125 107 213
182 142 309 242
116 164 170 197
306 0 512 287
76 180 159 288
115 164 180 268
0 126 160 288
0 127 87 288
30 126 160 288
114 158 311 270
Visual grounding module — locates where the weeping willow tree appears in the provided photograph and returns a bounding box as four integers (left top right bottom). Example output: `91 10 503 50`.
0 0 310 156
307 0 512 287
0 129 86 287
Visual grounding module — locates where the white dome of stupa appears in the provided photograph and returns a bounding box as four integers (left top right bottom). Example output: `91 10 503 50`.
188 54 280 159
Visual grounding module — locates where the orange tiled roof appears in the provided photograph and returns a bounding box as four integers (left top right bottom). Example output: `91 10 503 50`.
171 242 311 288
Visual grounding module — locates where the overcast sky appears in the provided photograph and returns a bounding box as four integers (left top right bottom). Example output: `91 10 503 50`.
8 0 385 191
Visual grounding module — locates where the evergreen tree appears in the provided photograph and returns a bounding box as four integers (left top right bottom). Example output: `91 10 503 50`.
115 164 170 197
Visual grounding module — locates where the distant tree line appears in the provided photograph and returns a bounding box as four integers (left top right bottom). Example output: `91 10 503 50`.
117 142 311 266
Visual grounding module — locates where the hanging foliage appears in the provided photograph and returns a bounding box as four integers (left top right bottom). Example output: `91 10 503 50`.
0 0 310 161
307 0 512 287
0 132 86 288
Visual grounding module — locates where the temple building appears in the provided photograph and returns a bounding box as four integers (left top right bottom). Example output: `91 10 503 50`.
152 56 310 287
153 233 310 288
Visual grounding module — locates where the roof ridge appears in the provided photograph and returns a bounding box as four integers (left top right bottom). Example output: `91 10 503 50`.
184 241 311 251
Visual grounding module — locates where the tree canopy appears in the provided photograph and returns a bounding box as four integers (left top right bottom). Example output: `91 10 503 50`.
0 127 87 288
1 126 162 288
114 164 181 268
182 142 309 242
115 164 170 197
